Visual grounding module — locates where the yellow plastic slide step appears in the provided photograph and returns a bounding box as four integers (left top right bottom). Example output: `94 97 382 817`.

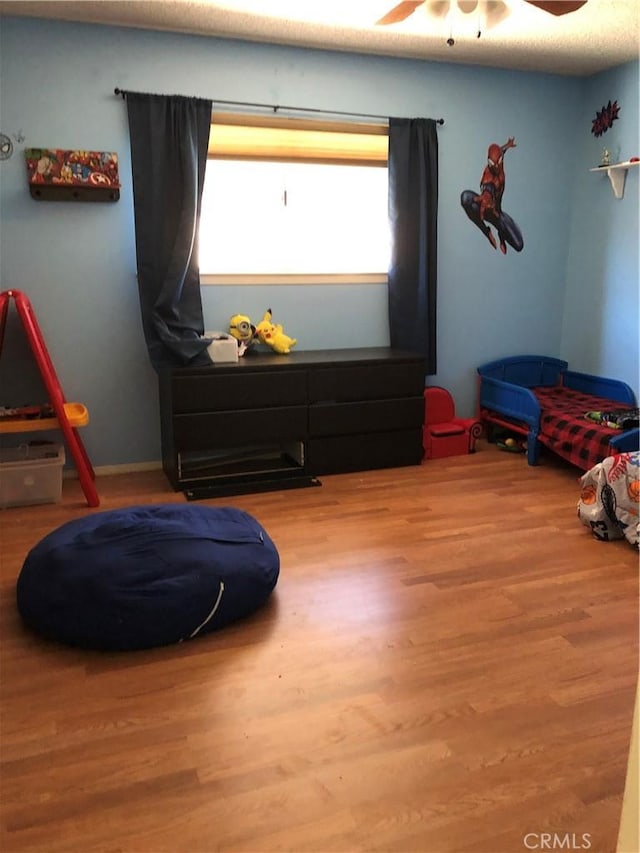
0 402 89 434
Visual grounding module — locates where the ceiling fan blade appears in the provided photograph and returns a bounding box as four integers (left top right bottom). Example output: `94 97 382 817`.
524 1 588 15
376 1 424 25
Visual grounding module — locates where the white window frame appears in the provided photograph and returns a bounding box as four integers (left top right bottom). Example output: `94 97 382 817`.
199 112 390 285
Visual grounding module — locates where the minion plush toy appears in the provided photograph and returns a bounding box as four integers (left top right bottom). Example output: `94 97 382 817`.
228 314 256 356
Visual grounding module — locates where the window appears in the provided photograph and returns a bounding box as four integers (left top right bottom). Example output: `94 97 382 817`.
199 113 390 283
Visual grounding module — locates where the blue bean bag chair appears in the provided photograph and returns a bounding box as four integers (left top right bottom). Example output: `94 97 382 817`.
16 504 279 651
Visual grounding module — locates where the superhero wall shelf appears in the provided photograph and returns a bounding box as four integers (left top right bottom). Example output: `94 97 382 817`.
24 149 120 201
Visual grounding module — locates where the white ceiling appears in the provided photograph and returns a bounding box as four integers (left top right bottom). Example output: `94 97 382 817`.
0 0 638 76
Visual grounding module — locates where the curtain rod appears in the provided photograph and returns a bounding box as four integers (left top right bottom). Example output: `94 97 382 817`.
113 88 444 125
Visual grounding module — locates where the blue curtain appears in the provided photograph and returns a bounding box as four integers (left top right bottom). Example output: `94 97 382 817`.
388 118 438 375
125 93 212 371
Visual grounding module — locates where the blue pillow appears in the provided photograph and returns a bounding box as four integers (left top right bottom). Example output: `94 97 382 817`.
16 504 279 651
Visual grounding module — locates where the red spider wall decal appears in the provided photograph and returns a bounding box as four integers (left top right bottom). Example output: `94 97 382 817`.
591 100 620 137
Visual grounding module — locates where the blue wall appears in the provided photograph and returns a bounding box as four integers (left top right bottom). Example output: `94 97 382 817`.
0 16 637 467
562 61 639 392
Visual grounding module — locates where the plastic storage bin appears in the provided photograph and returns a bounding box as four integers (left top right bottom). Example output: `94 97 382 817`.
0 443 65 508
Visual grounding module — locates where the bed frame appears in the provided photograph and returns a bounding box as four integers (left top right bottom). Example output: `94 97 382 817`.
477 355 639 467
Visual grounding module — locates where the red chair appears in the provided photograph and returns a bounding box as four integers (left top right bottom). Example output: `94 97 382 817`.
423 387 483 459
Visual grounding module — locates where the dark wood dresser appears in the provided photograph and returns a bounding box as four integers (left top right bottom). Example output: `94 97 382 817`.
159 347 425 496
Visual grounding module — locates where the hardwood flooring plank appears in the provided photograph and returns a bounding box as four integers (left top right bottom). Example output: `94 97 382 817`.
0 442 637 852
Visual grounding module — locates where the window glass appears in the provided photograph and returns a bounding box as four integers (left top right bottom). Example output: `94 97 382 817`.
199 160 390 276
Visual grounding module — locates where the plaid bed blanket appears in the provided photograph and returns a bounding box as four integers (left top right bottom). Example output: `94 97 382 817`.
533 386 634 471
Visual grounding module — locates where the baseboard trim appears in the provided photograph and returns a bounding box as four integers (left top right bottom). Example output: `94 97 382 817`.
63 461 162 479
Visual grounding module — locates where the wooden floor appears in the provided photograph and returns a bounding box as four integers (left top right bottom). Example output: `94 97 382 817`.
1 443 638 853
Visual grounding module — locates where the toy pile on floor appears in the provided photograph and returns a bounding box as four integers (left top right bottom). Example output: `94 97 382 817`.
492 429 527 454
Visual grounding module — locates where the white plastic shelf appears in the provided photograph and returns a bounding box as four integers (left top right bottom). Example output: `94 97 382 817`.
590 159 640 199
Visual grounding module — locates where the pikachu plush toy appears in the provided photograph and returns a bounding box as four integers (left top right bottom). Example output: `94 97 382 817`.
255 308 297 355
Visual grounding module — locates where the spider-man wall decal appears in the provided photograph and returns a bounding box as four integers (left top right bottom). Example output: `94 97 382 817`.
460 137 524 255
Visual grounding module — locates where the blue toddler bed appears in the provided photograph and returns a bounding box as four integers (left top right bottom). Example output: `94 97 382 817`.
477 355 639 470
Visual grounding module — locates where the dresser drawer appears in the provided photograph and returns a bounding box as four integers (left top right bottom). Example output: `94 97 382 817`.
307 429 423 474
308 361 424 403
171 370 307 413
160 350 426 493
173 406 307 451
309 397 423 436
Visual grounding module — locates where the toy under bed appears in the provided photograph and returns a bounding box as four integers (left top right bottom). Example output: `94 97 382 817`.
477 355 640 470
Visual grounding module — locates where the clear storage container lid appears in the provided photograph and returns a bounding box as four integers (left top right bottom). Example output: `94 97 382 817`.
0 442 65 465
